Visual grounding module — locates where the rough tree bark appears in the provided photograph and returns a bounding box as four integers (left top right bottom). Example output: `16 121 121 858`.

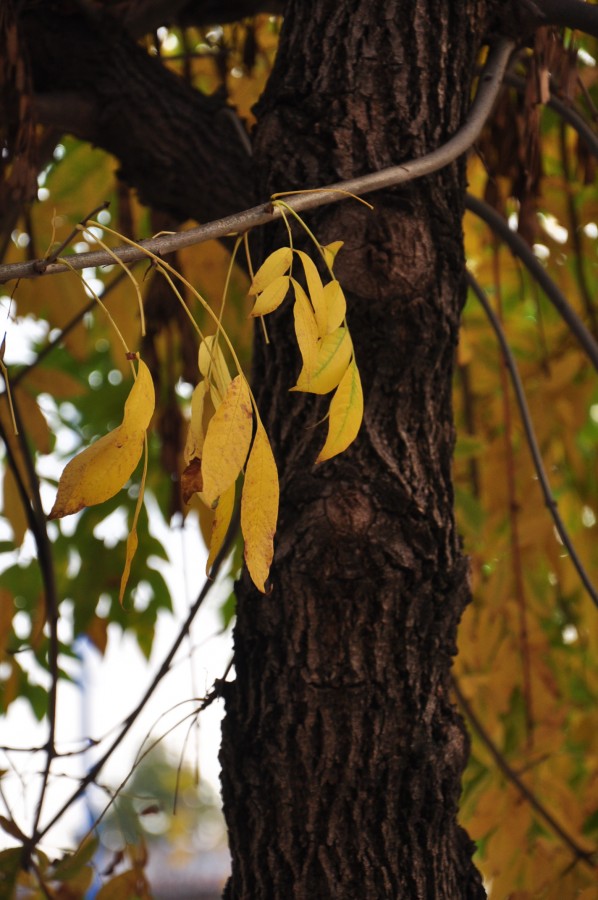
219 1 496 897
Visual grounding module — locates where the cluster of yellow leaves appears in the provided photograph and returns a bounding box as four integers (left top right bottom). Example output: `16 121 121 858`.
46 236 363 596
180 337 278 593
249 243 363 463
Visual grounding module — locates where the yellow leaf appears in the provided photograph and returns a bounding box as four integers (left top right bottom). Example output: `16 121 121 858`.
49 426 144 519
241 425 279 593
296 251 327 335
123 360 155 431
198 336 231 407
317 359 363 462
49 362 155 519
323 280 347 333
293 326 352 394
250 275 290 317
248 247 292 295
322 240 344 270
292 279 319 382
119 527 138 605
206 481 235 573
184 379 208 465
201 375 253 506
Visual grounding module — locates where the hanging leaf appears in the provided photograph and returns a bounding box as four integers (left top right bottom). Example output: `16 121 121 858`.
184 379 208 465
317 359 363 462
49 360 154 519
121 360 155 431
198 336 232 407
248 246 293 295
296 250 327 335
206 481 236 573
201 375 253 507
323 280 347 333
241 424 279 593
292 279 319 382
322 240 344 270
250 275 291 317
293 326 352 394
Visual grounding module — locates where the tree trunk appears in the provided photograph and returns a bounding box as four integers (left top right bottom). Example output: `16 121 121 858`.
220 1 493 897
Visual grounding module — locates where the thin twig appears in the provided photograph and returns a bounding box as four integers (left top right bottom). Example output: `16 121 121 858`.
465 194 598 372
491 246 534 742
452 674 596 870
6 395 61 867
37 202 110 271
35 513 239 844
0 39 514 285
467 271 598 610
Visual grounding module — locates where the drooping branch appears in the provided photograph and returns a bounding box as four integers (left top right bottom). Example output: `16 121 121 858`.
452 675 597 870
467 271 598 610
466 194 598 371
0 38 514 284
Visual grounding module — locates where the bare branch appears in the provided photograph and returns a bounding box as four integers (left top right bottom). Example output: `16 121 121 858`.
0 38 514 285
0 396 61 867
467 271 598 611
465 194 598 372
35 511 239 844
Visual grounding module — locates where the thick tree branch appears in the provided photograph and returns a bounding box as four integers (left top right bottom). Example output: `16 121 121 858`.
113 0 286 37
0 38 514 284
18 1 255 225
